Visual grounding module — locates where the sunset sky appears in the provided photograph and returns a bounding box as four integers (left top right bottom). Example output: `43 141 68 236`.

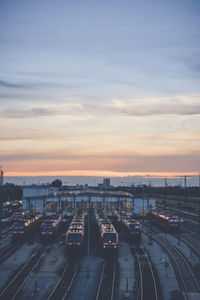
0 0 200 177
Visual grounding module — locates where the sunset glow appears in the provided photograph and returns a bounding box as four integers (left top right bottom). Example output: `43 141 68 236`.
1 0 200 177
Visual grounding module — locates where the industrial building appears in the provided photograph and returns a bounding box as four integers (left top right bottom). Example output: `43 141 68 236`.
22 186 155 216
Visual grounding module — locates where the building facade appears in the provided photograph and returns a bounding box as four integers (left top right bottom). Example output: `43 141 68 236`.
22 186 155 217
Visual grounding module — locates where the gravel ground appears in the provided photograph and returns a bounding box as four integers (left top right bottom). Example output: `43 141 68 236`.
117 241 135 300
69 255 102 300
18 240 67 300
142 232 181 300
0 241 39 291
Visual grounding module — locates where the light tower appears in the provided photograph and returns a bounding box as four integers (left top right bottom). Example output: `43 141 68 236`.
0 166 3 186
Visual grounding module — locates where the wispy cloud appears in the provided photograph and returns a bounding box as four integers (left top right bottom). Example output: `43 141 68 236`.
1 94 199 119
0 80 28 89
0 103 93 119
0 80 74 90
1 150 199 173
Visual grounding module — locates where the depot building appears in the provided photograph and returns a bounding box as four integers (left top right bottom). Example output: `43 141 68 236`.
22 186 155 217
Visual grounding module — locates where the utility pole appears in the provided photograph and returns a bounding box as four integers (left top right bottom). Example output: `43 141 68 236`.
87 195 90 277
199 172 200 229
0 166 4 239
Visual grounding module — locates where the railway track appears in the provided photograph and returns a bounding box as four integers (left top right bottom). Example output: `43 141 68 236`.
47 256 80 300
0 246 44 300
176 236 200 258
134 247 159 300
0 243 20 264
95 257 116 300
143 225 200 300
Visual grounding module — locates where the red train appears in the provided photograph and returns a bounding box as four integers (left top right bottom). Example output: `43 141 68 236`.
151 211 180 232
95 209 118 254
40 215 62 242
12 214 42 240
65 209 85 254
121 216 141 243
12 211 27 222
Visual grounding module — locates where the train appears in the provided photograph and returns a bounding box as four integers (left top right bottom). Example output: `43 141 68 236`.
95 209 118 254
12 211 27 222
151 211 180 232
65 209 85 254
121 216 141 243
113 210 141 243
40 215 62 242
12 214 42 240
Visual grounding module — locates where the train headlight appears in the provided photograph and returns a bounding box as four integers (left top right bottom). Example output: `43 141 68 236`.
114 246 117 248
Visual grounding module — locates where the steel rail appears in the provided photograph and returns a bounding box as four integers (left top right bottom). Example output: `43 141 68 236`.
0 246 42 299
47 257 80 300
0 244 20 264
95 262 105 300
154 236 190 300
141 248 159 300
142 224 192 300
178 237 200 257
157 236 200 292
135 250 143 300
12 254 44 299
110 261 116 300
46 262 71 300
62 260 80 300
95 258 116 300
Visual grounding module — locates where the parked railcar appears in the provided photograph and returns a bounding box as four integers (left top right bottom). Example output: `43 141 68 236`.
151 211 180 232
121 216 141 243
12 214 42 240
65 209 85 254
12 211 26 222
40 215 61 242
94 209 118 254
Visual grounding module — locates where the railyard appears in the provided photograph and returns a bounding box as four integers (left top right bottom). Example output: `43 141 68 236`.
0 187 199 300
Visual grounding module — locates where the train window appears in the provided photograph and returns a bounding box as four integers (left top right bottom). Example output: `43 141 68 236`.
134 225 140 229
14 214 23 218
14 225 24 230
42 225 53 231
68 234 81 241
169 219 178 223
104 233 116 242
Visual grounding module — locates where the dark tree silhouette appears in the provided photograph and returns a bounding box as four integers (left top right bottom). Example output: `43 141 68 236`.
51 179 62 188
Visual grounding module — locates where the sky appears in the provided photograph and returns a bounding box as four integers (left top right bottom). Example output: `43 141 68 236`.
0 0 200 177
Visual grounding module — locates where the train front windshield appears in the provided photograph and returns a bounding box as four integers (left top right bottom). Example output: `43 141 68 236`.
68 234 81 241
14 225 24 230
169 219 179 223
42 225 53 231
104 233 116 242
129 224 140 231
14 214 22 219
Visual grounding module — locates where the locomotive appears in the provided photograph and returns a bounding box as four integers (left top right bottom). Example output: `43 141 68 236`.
65 209 85 254
12 211 26 222
40 215 62 242
151 211 180 232
121 216 141 243
12 214 42 240
94 209 118 254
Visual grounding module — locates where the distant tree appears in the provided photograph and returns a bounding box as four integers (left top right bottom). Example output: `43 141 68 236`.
0 183 22 203
51 179 62 188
